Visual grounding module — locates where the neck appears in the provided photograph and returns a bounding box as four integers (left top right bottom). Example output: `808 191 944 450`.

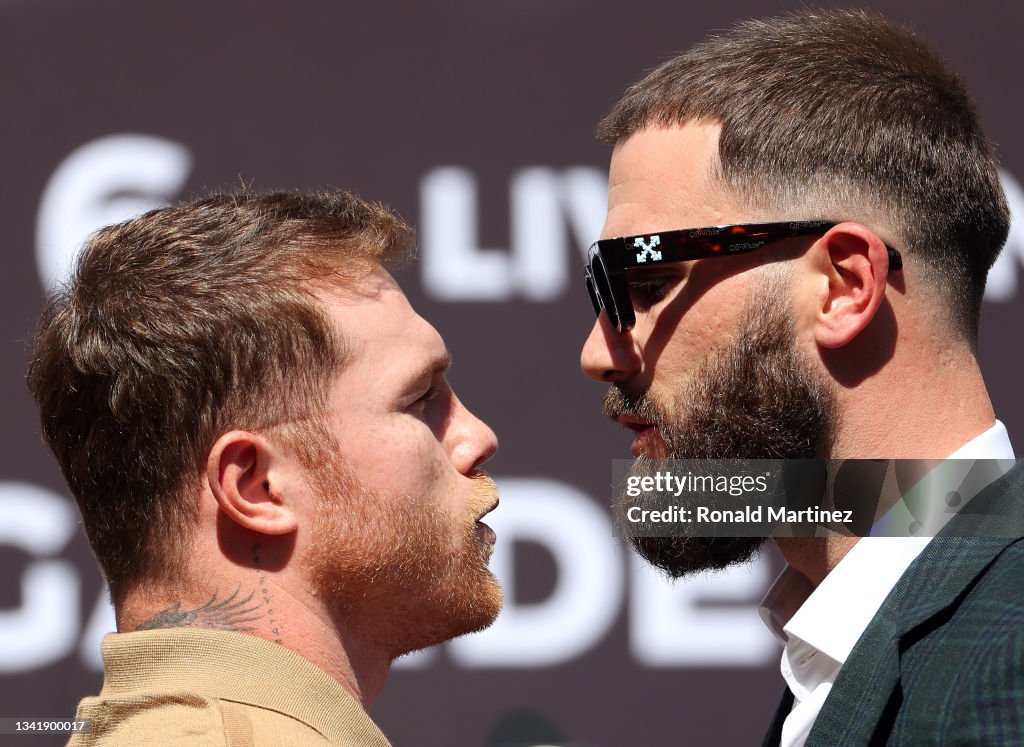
117 572 392 710
820 284 998 459
775 535 858 587
780 335 996 585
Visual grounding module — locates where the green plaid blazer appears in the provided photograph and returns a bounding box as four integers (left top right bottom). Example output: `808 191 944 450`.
763 462 1024 746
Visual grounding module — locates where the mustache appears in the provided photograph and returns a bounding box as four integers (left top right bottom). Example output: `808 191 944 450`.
469 470 500 514
602 385 667 428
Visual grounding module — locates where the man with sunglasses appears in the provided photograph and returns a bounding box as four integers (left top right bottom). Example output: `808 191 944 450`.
581 10 1022 746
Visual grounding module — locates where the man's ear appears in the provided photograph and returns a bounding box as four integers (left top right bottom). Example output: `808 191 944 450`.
809 222 893 349
206 431 299 535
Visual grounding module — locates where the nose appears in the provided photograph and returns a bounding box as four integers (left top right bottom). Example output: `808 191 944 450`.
450 396 499 474
580 311 642 383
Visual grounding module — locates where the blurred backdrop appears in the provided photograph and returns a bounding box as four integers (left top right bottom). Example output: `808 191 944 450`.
3 1 1023 745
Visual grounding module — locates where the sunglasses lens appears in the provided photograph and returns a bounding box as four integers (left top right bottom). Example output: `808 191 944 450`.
590 257 620 331
585 274 601 315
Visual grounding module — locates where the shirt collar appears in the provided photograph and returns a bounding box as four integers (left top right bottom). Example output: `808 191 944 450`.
782 536 931 663
870 420 1015 537
758 419 1015 662
947 419 1014 460
97 628 391 746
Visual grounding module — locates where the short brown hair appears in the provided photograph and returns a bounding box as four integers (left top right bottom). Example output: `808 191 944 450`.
27 190 413 601
598 9 1009 343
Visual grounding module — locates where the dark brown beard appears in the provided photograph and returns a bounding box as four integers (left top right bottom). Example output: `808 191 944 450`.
605 278 837 578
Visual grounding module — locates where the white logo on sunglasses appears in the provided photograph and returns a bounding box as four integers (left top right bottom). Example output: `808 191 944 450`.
634 235 662 263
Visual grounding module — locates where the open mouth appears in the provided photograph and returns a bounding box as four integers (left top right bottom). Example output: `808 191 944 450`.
618 416 663 458
475 498 499 544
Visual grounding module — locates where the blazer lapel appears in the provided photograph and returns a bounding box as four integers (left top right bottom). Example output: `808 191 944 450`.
806 462 1024 745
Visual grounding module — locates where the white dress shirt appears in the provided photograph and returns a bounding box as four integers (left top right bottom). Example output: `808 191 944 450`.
758 421 1015 747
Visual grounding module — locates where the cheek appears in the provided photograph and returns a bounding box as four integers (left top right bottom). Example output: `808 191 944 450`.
357 419 451 494
331 413 436 477
647 281 750 387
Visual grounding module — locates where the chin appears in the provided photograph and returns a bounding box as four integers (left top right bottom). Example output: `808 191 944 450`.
389 570 503 659
629 535 766 580
309 475 505 657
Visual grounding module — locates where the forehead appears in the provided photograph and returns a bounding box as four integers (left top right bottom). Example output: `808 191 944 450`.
603 121 742 239
317 269 444 380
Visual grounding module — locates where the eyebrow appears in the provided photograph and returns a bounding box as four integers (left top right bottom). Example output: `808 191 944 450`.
405 350 453 392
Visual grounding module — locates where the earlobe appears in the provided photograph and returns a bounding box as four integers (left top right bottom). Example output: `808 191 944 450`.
812 223 892 349
207 431 299 536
